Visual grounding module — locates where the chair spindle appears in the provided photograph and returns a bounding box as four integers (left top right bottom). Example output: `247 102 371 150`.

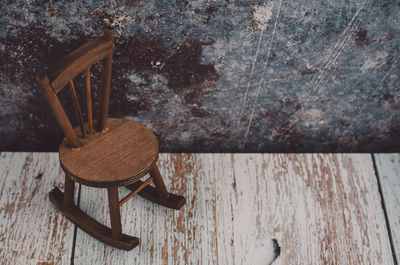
69 80 86 137
119 177 153 206
86 67 94 135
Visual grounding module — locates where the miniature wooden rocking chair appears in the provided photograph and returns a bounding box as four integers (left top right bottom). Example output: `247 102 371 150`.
36 28 185 250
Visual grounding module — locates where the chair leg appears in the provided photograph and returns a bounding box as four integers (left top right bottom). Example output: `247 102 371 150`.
150 165 169 200
64 173 75 209
49 187 139 250
107 187 122 239
125 164 186 210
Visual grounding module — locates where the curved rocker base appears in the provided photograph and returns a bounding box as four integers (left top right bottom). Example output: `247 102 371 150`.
49 187 139 250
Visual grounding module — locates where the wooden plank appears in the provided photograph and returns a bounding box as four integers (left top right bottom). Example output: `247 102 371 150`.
0 152 75 264
73 154 216 264
214 154 393 264
374 153 400 262
73 154 393 264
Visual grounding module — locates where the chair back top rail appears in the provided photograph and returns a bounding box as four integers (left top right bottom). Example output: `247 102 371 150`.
48 37 113 94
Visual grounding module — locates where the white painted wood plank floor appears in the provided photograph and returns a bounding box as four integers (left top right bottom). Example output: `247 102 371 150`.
0 152 398 265
374 154 400 264
0 153 75 264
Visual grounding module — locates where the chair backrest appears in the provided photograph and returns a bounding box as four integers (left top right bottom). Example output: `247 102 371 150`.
36 28 114 148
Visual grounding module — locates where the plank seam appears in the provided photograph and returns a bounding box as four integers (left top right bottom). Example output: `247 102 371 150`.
371 153 399 265
70 183 81 265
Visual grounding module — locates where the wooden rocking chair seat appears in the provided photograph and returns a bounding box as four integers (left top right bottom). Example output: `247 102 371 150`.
59 118 159 188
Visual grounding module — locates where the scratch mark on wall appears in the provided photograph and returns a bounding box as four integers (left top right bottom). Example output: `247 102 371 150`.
235 30 265 136
311 33 353 94
350 58 400 124
305 0 368 100
241 0 283 150
235 3 274 137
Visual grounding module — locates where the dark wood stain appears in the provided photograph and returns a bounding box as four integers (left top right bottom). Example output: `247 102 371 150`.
272 238 281 260
34 172 43 180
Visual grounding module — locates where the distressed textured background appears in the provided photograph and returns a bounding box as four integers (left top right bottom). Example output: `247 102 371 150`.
0 0 399 152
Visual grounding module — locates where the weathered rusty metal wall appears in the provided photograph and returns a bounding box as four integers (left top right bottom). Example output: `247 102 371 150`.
1 0 399 152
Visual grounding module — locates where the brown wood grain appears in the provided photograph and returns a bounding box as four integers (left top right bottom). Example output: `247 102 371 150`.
59 118 159 188
0 153 395 264
0 152 75 264
73 154 202 264
63 173 75 209
86 67 94 135
72 154 394 264
36 74 82 148
37 28 114 148
119 177 153 206
48 37 113 93
108 187 123 239
96 28 114 132
69 80 86 138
